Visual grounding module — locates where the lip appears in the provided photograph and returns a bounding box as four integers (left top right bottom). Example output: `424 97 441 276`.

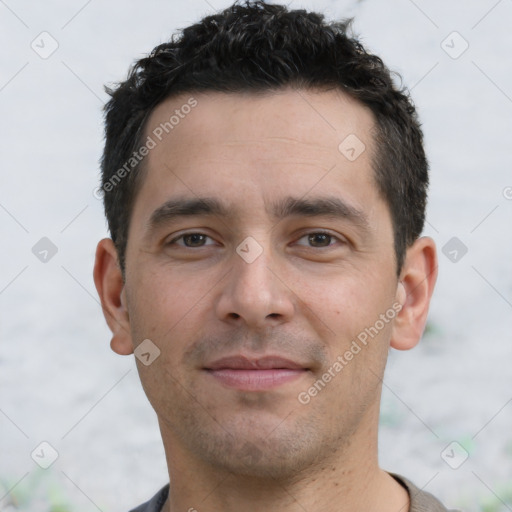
205 355 306 371
204 355 309 391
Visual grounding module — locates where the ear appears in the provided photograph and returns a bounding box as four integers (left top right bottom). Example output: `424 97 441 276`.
390 236 438 351
93 238 134 355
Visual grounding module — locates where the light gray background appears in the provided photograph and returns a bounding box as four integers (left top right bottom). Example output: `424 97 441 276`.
1 0 511 510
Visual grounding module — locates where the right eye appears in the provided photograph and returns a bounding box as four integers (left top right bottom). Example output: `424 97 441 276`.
167 232 217 248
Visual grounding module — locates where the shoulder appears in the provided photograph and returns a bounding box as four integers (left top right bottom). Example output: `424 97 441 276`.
128 484 169 512
390 473 462 512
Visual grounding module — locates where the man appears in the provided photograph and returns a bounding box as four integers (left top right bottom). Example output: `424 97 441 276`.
93 1 452 510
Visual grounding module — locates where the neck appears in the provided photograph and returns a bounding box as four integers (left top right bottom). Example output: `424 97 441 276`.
158 412 409 512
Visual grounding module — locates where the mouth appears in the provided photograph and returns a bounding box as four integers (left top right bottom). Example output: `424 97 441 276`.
204 355 309 391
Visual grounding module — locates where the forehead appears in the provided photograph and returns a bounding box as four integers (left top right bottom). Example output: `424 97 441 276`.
145 87 375 160
131 88 383 230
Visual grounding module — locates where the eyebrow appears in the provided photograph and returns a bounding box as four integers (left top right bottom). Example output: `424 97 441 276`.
145 195 370 237
271 196 370 231
146 197 231 236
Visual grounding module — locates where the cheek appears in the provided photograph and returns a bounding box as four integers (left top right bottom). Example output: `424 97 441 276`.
127 271 196 342
126 273 206 404
299 272 394 365
300 273 382 327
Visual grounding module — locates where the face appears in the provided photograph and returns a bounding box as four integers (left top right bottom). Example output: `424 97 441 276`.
116 88 404 478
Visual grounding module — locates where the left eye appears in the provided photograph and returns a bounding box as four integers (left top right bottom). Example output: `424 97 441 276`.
169 233 216 247
295 232 341 248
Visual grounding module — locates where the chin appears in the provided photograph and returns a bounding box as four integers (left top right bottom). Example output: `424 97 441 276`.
205 441 315 480
185 416 334 481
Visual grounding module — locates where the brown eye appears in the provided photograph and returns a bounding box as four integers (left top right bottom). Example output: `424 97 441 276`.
295 231 342 248
308 233 332 247
168 233 215 247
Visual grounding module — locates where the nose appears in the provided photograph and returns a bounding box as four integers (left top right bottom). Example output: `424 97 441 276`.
214 242 295 329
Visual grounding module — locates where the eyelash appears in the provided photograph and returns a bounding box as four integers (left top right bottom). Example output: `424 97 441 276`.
167 230 345 249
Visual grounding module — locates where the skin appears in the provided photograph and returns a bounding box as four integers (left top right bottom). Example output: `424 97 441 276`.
94 88 437 512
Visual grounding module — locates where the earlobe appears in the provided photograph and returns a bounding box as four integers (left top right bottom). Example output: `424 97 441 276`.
390 236 438 351
93 238 134 355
